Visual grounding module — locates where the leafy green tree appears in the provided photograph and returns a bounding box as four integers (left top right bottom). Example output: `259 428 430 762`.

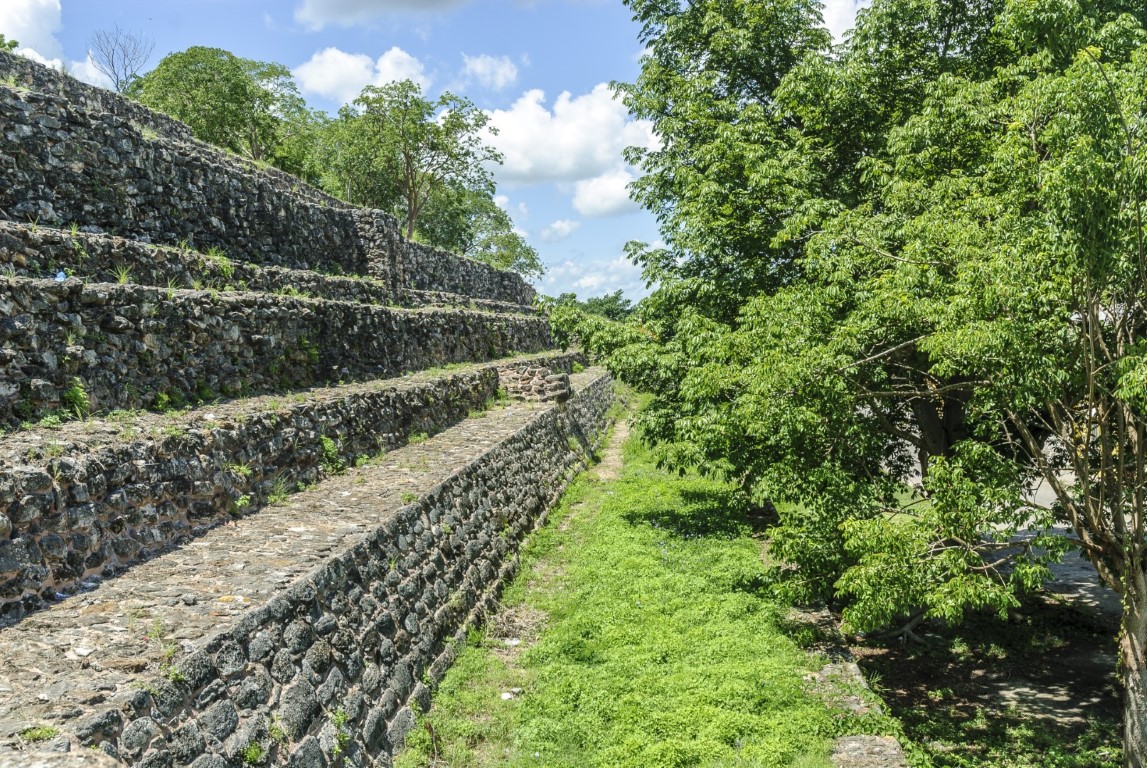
338 80 503 241
0 35 18 52
130 47 312 167
549 290 634 321
417 184 543 278
577 0 1147 761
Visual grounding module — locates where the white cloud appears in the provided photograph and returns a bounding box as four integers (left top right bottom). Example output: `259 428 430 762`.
295 0 468 30
1 0 62 58
823 0 869 42
541 254 646 300
461 53 517 91
0 1 107 89
485 83 657 185
573 168 638 217
541 219 581 242
294 46 430 104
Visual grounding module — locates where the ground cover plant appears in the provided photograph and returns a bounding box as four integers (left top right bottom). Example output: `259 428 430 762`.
396 417 899 767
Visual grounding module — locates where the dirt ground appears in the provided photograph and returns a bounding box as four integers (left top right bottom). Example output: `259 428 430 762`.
848 550 1124 765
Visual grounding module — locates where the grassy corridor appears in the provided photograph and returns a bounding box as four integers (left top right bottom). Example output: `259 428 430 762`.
396 413 899 767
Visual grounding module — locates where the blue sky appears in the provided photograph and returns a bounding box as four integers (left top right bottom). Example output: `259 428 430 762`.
1 0 866 301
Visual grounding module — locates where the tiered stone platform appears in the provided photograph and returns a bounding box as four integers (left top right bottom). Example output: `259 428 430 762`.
0 51 615 767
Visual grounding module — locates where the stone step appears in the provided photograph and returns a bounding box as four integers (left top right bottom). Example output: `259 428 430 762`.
0 275 553 428
0 369 616 768
0 78 535 306
0 351 585 620
0 221 538 317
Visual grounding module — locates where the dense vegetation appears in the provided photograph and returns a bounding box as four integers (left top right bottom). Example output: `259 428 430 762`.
548 0 1147 763
398 415 899 767
122 46 541 278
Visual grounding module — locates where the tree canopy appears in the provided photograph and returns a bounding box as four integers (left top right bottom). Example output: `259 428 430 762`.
129 46 313 167
556 0 1147 762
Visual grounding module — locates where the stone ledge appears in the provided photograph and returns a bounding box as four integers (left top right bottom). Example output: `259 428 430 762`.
0 370 615 767
0 77 535 305
0 222 537 317
0 276 552 427
2 752 121 768
0 50 193 144
0 351 584 620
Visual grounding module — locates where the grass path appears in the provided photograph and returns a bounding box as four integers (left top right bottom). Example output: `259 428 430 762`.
396 406 900 768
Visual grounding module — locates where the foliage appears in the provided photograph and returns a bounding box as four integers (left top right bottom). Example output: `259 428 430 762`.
130 47 320 172
601 0 1147 621
324 80 502 240
0 34 18 52
396 427 897 767
417 184 543 278
548 290 635 321
596 0 1147 759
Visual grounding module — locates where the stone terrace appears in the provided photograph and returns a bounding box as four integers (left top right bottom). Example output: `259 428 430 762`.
0 52 617 767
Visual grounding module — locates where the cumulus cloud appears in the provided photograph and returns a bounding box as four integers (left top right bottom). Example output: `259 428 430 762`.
542 254 646 299
485 83 657 185
461 53 517 91
1 0 111 88
1 0 62 57
541 219 581 242
294 46 430 104
573 168 638 218
295 0 468 30
823 0 869 42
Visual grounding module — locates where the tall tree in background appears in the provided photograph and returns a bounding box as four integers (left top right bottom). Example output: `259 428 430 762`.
88 26 154 92
340 80 503 240
417 185 543 278
130 47 311 166
558 0 1147 762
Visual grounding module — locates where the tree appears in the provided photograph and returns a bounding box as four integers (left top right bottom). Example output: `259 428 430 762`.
416 185 543 278
575 0 1147 763
344 80 503 240
0 35 18 53
89 26 154 92
130 47 310 166
550 290 634 321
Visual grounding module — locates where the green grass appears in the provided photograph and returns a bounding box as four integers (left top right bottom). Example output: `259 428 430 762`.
396 426 897 768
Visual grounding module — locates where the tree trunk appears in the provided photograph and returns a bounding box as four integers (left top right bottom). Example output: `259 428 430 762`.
1122 573 1147 768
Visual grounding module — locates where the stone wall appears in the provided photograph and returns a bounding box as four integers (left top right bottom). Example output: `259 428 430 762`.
0 372 615 768
0 50 193 143
0 62 537 304
0 222 537 315
0 352 584 621
396 238 536 306
0 84 366 274
0 277 552 427
498 363 573 402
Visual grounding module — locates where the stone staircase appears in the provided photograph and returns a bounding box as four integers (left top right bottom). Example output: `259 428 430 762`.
0 51 615 767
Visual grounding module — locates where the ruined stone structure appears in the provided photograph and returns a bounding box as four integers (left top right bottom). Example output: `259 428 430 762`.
0 52 615 767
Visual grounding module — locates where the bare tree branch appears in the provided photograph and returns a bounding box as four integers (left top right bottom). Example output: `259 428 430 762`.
89 26 154 93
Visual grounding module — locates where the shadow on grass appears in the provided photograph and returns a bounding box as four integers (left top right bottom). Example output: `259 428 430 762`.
619 485 775 540
851 599 1122 767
